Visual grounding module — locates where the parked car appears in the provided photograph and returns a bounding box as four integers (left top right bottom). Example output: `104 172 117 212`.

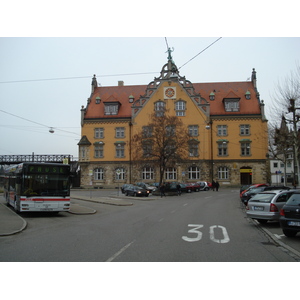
280 191 300 237
121 184 134 194
135 182 156 192
125 185 150 197
178 183 188 193
246 190 295 224
241 185 290 205
185 182 200 192
192 182 201 192
197 181 210 191
240 183 269 198
152 182 187 195
240 185 251 194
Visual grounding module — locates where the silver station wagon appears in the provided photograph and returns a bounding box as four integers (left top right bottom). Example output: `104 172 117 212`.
246 190 296 224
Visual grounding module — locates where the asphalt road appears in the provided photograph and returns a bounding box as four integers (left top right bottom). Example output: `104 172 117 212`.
0 189 299 262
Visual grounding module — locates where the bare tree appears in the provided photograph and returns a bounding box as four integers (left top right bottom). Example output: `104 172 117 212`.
132 110 190 186
270 63 300 127
271 63 300 185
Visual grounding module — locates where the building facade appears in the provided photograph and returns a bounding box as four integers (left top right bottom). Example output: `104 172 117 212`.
78 53 269 188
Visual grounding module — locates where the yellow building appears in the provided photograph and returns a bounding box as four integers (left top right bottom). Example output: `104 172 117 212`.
78 53 268 188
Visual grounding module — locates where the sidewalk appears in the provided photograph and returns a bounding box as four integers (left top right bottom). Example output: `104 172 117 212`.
0 195 135 236
0 203 27 236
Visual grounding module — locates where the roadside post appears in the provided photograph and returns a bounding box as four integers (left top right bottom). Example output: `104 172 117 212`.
116 169 121 196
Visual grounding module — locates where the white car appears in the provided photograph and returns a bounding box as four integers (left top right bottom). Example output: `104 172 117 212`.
246 190 295 224
197 181 210 191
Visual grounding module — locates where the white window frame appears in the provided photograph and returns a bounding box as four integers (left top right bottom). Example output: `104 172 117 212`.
188 166 200 180
142 167 154 180
165 167 177 180
94 168 104 180
188 125 199 137
94 128 104 139
218 167 228 179
115 127 125 138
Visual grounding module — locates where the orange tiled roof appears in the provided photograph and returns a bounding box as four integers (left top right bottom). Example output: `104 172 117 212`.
84 80 261 119
193 81 260 116
84 85 147 119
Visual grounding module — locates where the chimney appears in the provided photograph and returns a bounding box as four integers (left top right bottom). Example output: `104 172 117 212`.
118 81 124 86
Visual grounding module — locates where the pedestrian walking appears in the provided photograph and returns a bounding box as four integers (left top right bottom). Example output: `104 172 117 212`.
212 180 216 191
160 183 166 198
176 183 181 196
215 181 220 192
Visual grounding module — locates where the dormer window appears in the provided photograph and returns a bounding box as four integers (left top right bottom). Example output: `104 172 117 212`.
224 99 240 112
245 90 251 100
129 95 134 103
104 102 121 115
209 92 215 101
95 96 101 104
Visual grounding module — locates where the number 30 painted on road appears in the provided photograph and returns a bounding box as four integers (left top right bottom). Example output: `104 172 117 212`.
182 224 230 243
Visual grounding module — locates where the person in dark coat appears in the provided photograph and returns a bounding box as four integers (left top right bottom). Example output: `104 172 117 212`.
177 183 181 196
160 183 166 198
212 180 216 191
215 181 220 191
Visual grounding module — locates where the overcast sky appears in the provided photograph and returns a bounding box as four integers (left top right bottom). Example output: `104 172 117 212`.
1 0 300 294
1 2 300 159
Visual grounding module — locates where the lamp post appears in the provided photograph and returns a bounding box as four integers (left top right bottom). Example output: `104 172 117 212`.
206 120 214 183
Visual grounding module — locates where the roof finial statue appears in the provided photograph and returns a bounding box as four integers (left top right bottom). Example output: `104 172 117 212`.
166 47 174 61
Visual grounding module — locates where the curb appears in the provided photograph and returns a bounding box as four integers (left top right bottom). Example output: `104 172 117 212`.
0 203 27 236
251 218 300 261
68 203 97 215
71 197 134 206
241 200 300 261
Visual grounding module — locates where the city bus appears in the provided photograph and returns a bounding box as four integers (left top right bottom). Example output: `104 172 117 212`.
3 162 70 213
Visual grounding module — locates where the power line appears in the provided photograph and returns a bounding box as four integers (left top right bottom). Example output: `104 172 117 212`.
0 109 80 136
0 39 222 84
179 37 222 69
0 72 158 84
164 37 169 50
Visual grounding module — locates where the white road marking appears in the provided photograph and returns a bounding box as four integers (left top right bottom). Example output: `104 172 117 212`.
209 225 230 243
274 234 284 239
182 224 230 244
106 240 135 262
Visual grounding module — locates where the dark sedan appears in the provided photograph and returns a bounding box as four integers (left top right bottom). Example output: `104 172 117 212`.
121 184 134 194
125 185 150 197
280 192 300 237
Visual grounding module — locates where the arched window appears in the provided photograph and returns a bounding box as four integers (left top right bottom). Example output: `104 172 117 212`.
115 167 125 180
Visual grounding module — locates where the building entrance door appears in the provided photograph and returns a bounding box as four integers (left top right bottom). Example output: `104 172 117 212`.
240 167 252 185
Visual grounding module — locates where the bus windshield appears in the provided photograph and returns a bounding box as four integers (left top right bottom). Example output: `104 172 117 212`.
22 173 70 197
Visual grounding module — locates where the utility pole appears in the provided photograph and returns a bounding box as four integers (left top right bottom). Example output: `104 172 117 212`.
288 99 300 187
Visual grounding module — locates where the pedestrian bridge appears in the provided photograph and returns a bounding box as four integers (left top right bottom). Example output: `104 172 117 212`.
0 154 73 165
